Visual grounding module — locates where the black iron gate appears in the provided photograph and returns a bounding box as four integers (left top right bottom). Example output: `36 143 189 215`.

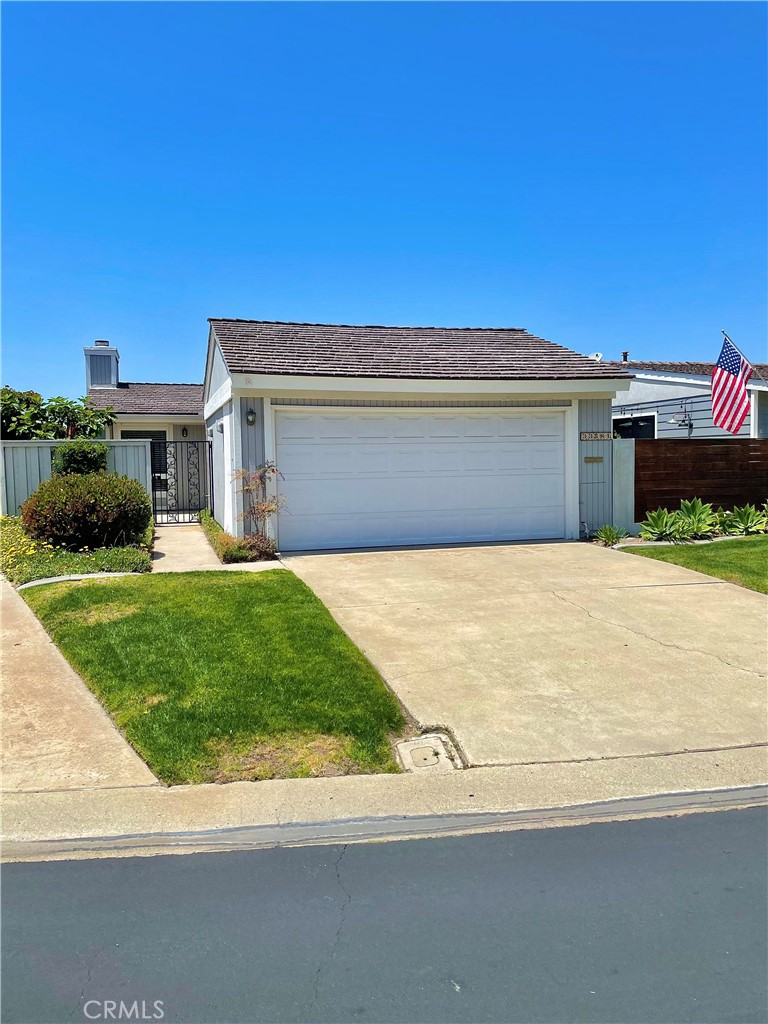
151 440 212 524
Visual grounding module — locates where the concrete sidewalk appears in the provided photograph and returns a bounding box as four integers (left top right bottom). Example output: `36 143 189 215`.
151 525 281 573
1 580 158 793
3 747 766 861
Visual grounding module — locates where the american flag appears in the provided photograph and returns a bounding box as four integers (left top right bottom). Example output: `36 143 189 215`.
711 336 753 434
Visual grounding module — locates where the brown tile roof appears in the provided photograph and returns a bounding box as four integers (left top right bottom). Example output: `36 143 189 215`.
209 319 632 381
87 382 204 416
605 359 768 379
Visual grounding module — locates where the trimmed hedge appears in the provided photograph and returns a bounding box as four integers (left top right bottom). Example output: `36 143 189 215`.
22 472 152 551
199 509 277 563
51 439 109 476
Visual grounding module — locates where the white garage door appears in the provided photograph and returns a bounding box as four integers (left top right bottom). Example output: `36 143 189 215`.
275 409 566 551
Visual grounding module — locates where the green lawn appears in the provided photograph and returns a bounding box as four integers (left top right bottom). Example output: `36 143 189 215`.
24 571 405 784
625 535 768 594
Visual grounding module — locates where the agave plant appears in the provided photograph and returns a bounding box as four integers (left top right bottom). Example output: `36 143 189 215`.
639 507 684 542
675 498 717 539
713 507 738 536
727 504 768 536
592 524 629 547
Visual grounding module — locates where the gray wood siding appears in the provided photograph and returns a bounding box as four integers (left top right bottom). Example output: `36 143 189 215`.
613 393 751 438
206 404 228 525
172 424 206 441
238 398 266 535
579 399 613 533
757 392 768 438
206 341 230 400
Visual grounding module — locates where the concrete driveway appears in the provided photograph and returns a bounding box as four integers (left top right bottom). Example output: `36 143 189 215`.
285 543 768 767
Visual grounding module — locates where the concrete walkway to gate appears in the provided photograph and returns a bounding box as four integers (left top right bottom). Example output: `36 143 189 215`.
151 525 281 573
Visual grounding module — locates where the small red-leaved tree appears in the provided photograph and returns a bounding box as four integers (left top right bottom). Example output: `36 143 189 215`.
232 462 285 558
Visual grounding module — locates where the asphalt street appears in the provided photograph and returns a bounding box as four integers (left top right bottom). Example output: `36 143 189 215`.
2 807 766 1024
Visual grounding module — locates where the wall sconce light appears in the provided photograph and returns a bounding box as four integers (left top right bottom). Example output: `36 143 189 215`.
246 409 257 426
181 427 188 438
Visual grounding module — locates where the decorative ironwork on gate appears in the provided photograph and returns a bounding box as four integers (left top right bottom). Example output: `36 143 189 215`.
151 440 212 524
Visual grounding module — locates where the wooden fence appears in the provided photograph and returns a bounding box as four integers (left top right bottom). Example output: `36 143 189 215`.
633 438 768 521
1 440 152 516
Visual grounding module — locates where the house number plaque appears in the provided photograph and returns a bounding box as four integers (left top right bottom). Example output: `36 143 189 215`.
580 431 612 441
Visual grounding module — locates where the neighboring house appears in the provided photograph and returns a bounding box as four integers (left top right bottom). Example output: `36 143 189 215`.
84 340 205 442
203 319 631 550
604 359 768 439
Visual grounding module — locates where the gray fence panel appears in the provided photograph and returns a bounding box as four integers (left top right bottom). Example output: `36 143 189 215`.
1 440 151 516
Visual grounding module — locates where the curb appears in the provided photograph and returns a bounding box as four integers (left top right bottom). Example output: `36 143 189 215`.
4 785 766 862
16 572 145 592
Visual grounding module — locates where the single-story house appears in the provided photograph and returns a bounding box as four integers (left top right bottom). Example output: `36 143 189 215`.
203 319 632 550
85 340 205 442
605 358 768 440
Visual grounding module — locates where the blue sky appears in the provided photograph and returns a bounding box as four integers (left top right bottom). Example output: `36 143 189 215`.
3 1 766 398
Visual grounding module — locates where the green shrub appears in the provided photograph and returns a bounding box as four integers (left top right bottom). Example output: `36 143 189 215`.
675 498 717 539
21 473 152 550
727 504 767 536
199 509 277 562
640 508 685 542
51 439 109 475
592 524 628 546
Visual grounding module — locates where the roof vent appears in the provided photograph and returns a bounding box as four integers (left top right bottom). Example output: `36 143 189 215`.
622 350 629 363
94 339 111 347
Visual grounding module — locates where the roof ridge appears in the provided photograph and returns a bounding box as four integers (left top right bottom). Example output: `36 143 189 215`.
209 318 529 332
119 380 203 387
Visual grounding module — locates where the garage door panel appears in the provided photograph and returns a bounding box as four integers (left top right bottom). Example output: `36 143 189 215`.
464 416 497 437
532 414 565 437
428 416 463 437
357 416 392 438
275 410 566 550
277 415 317 440
461 447 500 472
530 444 565 471
529 474 566 506
279 444 354 476
393 416 429 438
354 447 392 474
394 448 428 474
318 415 358 439
497 415 530 437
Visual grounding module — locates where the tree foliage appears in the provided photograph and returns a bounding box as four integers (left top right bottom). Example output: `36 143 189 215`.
0 386 115 440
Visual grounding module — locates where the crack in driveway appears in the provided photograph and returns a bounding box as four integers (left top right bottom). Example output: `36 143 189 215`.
551 590 766 678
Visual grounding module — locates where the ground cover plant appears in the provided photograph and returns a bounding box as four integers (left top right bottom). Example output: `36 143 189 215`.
1 516 152 585
23 571 405 783
199 509 276 562
626 535 768 594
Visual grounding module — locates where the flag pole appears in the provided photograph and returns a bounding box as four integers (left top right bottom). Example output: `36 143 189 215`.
721 330 765 386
